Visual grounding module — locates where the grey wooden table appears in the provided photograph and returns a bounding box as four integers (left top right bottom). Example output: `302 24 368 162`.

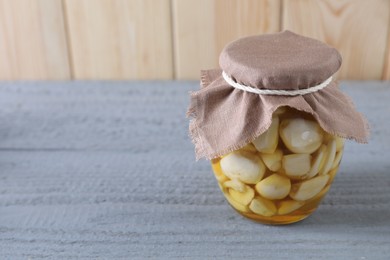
0 81 389 259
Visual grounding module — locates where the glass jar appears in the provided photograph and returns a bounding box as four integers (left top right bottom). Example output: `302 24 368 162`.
211 107 344 224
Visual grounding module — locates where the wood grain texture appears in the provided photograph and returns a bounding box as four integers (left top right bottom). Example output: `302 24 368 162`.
63 0 173 80
0 81 390 258
0 0 70 80
282 0 390 80
172 0 281 79
383 19 390 80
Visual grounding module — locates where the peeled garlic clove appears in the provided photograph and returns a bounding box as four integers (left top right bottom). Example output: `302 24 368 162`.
225 193 250 212
282 154 311 178
249 196 277 216
255 174 291 200
211 160 228 183
280 118 323 154
332 151 343 170
278 200 304 215
241 143 257 153
253 117 279 154
308 184 331 202
320 139 336 175
328 167 338 184
273 106 287 116
335 137 345 152
229 185 255 205
218 182 227 193
307 145 327 178
220 151 265 184
260 149 283 172
224 178 246 192
289 175 330 201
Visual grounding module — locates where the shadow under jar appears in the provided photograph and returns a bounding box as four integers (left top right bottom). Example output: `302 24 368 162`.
211 107 344 225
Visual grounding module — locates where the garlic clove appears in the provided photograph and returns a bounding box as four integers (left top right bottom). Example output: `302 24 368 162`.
225 193 250 212
320 139 337 175
249 196 277 217
218 182 227 193
260 149 283 172
253 117 279 154
282 154 311 178
328 167 339 184
273 106 287 116
229 185 255 206
223 178 246 192
289 175 330 201
241 143 258 153
255 174 291 200
278 200 304 215
331 151 343 170
220 151 265 184
307 184 331 202
307 145 327 178
211 160 228 183
280 118 323 154
335 137 345 152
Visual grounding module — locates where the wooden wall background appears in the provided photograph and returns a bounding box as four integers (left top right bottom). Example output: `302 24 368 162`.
0 0 389 80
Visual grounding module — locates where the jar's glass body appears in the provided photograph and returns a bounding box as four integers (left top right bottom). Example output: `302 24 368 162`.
211 107 344 224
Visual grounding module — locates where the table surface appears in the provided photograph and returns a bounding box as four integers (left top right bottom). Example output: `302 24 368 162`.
0 81 389 259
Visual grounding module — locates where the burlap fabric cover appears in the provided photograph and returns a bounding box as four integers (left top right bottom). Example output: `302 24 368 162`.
188 31 369 160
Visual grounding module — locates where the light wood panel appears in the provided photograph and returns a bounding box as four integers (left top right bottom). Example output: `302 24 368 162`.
172 0 281 79
282 0 390 80
0 0 389 80
383 21 390 80
0 0 70 80
64 0 173 80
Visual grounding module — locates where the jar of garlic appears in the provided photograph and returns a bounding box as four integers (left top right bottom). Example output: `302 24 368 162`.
212 107 345 224
187 31 368 225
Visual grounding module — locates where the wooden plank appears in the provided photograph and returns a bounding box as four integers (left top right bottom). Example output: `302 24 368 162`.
282 0 390 80
172 0 281 80
0 81 390 258
382 19 390 80
0 0 70 80
64 0 173 80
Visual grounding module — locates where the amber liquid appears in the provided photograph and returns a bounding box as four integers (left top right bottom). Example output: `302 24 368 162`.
212 158 339 224
211 107 343 225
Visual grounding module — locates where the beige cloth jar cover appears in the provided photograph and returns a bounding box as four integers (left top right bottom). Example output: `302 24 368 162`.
188 31 369 160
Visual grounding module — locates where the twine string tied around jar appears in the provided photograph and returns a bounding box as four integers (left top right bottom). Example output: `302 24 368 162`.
222 71 333 96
